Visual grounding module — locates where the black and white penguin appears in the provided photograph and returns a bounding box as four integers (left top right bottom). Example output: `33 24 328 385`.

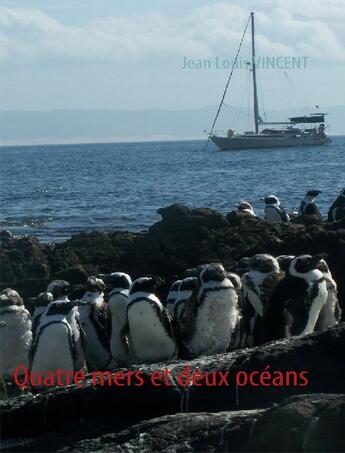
328 187 345 222
315 259 342 330
30 297 86 384
261 195 290 223
78 276 114 370
106 272 132 366
127 277 177 364
226 272 246 350
173 277 198 324
47 279 72 296
31 292 54 335
276 255 295 272
299 190 322 221
0 289 32 379
234 201 256 217
165 279 182 317
235 257 251 277
264 254 328 341
242 254 283 346
180 263 239 358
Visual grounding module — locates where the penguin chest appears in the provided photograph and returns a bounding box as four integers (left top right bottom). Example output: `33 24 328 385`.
265 207 281 222
31 322 74 377
127 302 175 362
0 309 32 378
301 280 328 335
189 289 237 355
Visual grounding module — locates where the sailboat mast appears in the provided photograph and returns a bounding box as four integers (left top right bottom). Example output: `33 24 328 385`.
251 12 259 134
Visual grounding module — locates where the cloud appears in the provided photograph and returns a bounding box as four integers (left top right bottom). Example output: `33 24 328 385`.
0 2 344 64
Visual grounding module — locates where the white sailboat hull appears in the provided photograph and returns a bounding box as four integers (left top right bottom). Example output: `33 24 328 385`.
210 134 331 151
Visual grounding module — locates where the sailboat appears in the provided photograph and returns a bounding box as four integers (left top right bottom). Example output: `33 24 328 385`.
209 12 331 151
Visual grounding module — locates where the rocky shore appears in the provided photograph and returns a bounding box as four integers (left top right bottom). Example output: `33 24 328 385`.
1 204 345 451
1 203 345 310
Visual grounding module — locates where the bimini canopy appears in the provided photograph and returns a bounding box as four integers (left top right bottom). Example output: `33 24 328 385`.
289 114 326 124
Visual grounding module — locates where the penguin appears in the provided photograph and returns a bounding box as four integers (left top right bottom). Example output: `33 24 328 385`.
30 291 86 384
242 254 283 346
315 259 342 330
234 201 256 217
328 187 345 222
165 279 182 317
299 190 322 221
30 292 54 335
0 289 32 379
127 277 177 364
106 272 132 366
235 257 251 277
276 255 295 272
226 272 246 350
173 276 199 352
173 277 198 324
47 279 72 295
180 263 239 358
261 195 290 223
264 254 328 341
78 276 114 370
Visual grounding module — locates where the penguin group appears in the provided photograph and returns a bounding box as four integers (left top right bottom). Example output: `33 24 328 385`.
233 186 345 223
0 251 342 387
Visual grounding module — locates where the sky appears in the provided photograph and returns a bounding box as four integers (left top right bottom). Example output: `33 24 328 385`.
1 0 345 113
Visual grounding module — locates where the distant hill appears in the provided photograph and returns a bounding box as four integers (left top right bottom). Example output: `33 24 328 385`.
1 105 344 146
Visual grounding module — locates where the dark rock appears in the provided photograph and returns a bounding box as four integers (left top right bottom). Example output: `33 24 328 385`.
3 396 344 452
248 393 345 452
0 204 344 315
1 325 344 445
57 410 264 452
0 230 15 241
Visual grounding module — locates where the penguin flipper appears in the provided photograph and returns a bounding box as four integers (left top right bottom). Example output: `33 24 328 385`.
119 323 130 355
178 286 199 342
157 307 176 342
261 272 284 311
243 276 263 317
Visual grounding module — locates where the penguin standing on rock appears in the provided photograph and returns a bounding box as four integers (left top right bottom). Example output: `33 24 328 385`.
79 276 114 370
315 259 342 330
264 254 328 341
328 187 345 222
299 190 322 221
0 289 32 379
180 263 239 358
261 195 289 223
127 277 177 364
106 272 132 366
234 201 256 217
30 282 86 383
165 280 182 317
242 254 283 346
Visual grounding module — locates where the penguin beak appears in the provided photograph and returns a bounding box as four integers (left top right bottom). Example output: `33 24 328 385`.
260 198 265 203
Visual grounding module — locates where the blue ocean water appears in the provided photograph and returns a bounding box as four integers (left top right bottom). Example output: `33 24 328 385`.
1 137 344 243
